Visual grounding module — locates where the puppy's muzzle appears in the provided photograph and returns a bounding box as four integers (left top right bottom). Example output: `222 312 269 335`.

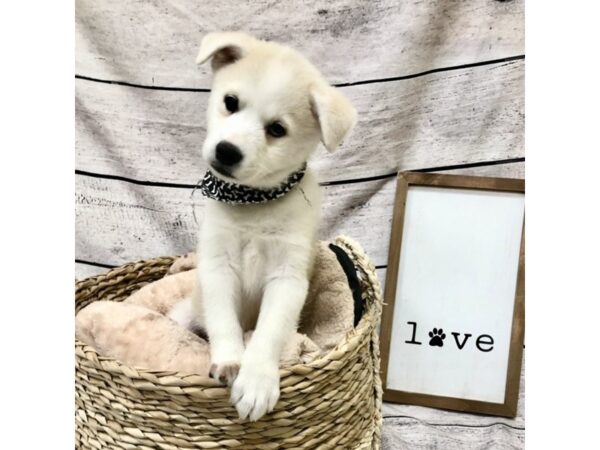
215 141 243 167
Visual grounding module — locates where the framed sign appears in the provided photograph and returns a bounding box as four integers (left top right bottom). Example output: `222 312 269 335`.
380 172 524 417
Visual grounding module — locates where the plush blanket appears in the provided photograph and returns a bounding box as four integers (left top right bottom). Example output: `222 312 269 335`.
76 242 355 375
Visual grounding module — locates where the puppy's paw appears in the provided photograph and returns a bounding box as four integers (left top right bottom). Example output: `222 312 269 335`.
168 252 197 274
209 362 240 386
231 363 280 422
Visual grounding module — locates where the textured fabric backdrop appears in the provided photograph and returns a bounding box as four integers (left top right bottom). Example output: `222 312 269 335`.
75 1 524 447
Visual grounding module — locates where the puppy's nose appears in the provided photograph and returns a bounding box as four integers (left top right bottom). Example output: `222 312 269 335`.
215 141 243 166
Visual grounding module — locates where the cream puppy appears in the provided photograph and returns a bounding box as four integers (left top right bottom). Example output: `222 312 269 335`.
170 32 356 421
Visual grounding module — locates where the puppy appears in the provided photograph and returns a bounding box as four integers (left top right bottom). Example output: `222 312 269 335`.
169 32 357 421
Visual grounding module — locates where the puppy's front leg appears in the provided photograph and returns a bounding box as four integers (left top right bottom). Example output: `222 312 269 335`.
231 274 308 421
200 252 245 386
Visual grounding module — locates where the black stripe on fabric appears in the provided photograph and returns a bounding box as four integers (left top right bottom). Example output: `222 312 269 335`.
319 171 398 186
75 259 117 269
415 157 525 173
75 75 210 92
75 157 524 189
334 54 525 88
382 415 525 430
324 157 525 186
75 170 199 189
75 55 524 92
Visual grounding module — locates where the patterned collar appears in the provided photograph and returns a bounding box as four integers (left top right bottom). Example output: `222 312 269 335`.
199 164 307 205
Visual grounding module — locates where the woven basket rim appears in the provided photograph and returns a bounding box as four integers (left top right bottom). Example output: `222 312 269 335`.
75 235 382 388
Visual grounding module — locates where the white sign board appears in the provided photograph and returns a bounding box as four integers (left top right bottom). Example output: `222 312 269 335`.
380 173 525 417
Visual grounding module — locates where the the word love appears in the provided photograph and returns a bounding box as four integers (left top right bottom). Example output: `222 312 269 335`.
404 321 494 352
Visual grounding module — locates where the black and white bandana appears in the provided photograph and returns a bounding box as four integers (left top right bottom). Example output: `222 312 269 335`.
199 164 307 205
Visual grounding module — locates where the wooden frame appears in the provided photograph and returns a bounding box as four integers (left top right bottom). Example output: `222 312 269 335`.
380 172 525 417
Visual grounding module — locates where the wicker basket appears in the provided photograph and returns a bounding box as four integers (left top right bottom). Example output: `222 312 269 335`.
75 236 383 449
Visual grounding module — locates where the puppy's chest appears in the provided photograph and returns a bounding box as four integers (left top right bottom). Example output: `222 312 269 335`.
232 239 274 330
237 238 276 298
239 238 268 293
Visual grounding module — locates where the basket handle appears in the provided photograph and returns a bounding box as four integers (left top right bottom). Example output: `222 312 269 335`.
334 235 383 317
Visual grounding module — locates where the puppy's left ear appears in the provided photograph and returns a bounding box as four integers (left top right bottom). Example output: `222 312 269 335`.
310 84 357 152
195 32 256 71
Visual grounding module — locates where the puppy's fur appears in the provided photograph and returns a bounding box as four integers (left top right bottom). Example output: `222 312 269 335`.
170 32 356 421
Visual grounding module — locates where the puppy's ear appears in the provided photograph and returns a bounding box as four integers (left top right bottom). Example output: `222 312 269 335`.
195 32 256 71
310 84 357 152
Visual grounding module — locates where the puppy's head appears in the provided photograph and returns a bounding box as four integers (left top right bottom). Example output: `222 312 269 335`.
196 32 357 187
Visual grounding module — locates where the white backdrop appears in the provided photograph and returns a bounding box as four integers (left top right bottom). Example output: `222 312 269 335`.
75 1 525 448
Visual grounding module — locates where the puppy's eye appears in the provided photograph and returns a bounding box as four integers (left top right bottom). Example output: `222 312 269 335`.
266 122 286 138
224 95 239 113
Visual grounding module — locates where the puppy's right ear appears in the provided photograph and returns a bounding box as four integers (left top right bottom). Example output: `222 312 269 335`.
195 32 256 71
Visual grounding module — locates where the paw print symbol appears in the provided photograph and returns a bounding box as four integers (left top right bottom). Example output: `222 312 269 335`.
428 328 446 347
